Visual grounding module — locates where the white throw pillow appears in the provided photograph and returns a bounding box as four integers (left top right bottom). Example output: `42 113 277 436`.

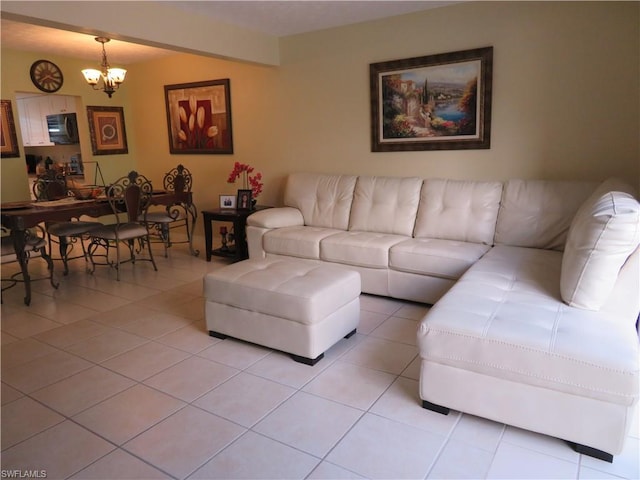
560 189 640 310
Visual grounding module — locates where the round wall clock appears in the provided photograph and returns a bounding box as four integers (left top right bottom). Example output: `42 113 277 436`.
30 59 64 93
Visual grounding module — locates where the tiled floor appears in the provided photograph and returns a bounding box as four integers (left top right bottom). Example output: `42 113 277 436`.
1 241 639 479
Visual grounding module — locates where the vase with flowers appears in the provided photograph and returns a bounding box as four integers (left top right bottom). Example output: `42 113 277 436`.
227 162 263 209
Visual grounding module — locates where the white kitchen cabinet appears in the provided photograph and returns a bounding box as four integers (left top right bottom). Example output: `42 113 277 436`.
47 95 76 114
16 94 76 146
17 96 53 147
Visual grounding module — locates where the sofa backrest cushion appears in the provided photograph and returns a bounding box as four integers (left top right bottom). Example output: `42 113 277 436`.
560 181 640 311
349 176 422 236
284 173 357 230
414 179 503 244
494 179 597 250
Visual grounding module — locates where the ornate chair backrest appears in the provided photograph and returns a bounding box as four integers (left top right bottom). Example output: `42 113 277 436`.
163 164 192 203
33 170 68 201
107 171 153 222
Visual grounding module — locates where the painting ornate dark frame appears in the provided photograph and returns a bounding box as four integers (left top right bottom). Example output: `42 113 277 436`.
164 79 234 154
1 100 20 158
370 47 493 152
86 106 129 155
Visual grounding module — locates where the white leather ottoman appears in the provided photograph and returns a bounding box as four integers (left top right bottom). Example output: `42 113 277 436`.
203 258 361 365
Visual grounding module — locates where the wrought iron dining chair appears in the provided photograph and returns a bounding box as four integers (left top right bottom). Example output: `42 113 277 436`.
144 164 199 257
33 171 102 275
86 171 158 280
1 226 59 305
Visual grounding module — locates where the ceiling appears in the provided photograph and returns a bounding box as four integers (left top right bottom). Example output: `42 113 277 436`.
1 1 456 65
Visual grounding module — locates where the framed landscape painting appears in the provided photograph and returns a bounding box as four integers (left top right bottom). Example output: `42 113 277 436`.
164 79 234 154
370 47 493 151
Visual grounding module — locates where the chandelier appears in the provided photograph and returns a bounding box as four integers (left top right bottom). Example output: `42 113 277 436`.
81 37 127 98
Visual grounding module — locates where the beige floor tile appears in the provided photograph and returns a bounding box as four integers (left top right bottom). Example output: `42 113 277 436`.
124 405 245 479
1 420 115 479
357 309 389 335
65 329 149 363
144 355 238 402
155 319 217 353
73 384 185 445
340 336 418 374
254 391 363 457
303 361 396 410
1 396 65 449
31 365 135 416
51 285 132 311
1 382 23 405
370 316 419 345
370 377 460 435
117 311 193 339
428 439 494 479
451 413 506 453
32 319 110 348
1 331 20 345
194 372 295 427
1 337 58 369
101 341 190 381
326 413 444 479
70 448 172 479
308 461 366 479
1 309 62 338
197 338 271 369
23 296 99 324
394 302 430 320
2 349 93 393
247 350 330 389
359 294 405 315
190 431 319 480
90 302 157 328
401 355 421 380
134 290 200 311
487 442 579 479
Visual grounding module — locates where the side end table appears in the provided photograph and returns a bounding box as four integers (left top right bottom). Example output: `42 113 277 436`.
202 205 271 262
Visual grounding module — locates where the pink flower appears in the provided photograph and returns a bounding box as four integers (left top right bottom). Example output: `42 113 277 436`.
227 162 263 198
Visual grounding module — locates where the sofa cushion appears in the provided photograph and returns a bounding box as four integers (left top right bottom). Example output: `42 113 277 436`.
560 189 640 311
390 238 491 280
320 231 407 268
247 207 303 229
414 179 502 244
284 173 357 230
494 180 596 250
418 245 639 405
349 176 422 236
263 227 343 260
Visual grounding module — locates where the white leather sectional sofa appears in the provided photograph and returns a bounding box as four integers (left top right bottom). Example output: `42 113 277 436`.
246 172 640 462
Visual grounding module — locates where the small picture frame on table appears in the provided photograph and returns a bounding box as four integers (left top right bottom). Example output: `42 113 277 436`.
236 189 252 210
219 194 236 209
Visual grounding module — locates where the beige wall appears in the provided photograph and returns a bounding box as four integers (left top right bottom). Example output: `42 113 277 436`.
2 2 639 235
0 49 141 201
273 1 639 186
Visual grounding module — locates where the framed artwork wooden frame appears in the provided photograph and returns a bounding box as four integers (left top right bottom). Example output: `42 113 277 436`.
219 194 236 209
1 100 20 158
86 106 129 155
370 47 493 151
164 78 234 154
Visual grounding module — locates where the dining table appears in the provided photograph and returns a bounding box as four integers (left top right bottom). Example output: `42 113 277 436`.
1 191 190 305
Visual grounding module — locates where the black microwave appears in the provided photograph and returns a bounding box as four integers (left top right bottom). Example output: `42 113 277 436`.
46 113 79 145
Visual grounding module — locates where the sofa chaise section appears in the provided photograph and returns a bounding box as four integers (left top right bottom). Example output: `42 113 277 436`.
417 180 640 461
